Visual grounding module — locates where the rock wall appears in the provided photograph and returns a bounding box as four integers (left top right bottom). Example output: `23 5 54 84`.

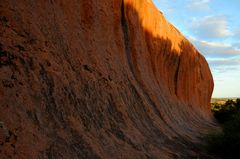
0 0 214 158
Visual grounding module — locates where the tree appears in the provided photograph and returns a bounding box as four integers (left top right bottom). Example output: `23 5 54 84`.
236 98 240 110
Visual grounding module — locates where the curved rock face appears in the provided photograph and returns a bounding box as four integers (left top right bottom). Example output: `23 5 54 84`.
0 0 214 158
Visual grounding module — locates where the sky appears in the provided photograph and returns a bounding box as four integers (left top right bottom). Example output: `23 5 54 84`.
152 0 240 98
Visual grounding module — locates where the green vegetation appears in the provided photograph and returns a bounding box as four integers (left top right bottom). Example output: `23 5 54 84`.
205 99 240 159
211 99 240 123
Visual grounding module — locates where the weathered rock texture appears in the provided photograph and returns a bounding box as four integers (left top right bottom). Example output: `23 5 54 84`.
0 0 214 158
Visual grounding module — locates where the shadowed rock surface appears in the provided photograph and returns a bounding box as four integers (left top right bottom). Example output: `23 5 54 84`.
0 0 215 158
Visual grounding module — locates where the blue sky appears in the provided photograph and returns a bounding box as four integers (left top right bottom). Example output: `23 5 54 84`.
153 0 240 98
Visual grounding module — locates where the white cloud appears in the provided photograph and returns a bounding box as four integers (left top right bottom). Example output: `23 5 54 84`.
189 15 233 39
187 0 210 10
207 58 240 67
233 42 240 49
189 37 240 57
233 27 240 40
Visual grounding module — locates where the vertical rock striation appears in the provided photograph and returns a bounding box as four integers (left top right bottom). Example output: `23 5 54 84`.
0 0 214 158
